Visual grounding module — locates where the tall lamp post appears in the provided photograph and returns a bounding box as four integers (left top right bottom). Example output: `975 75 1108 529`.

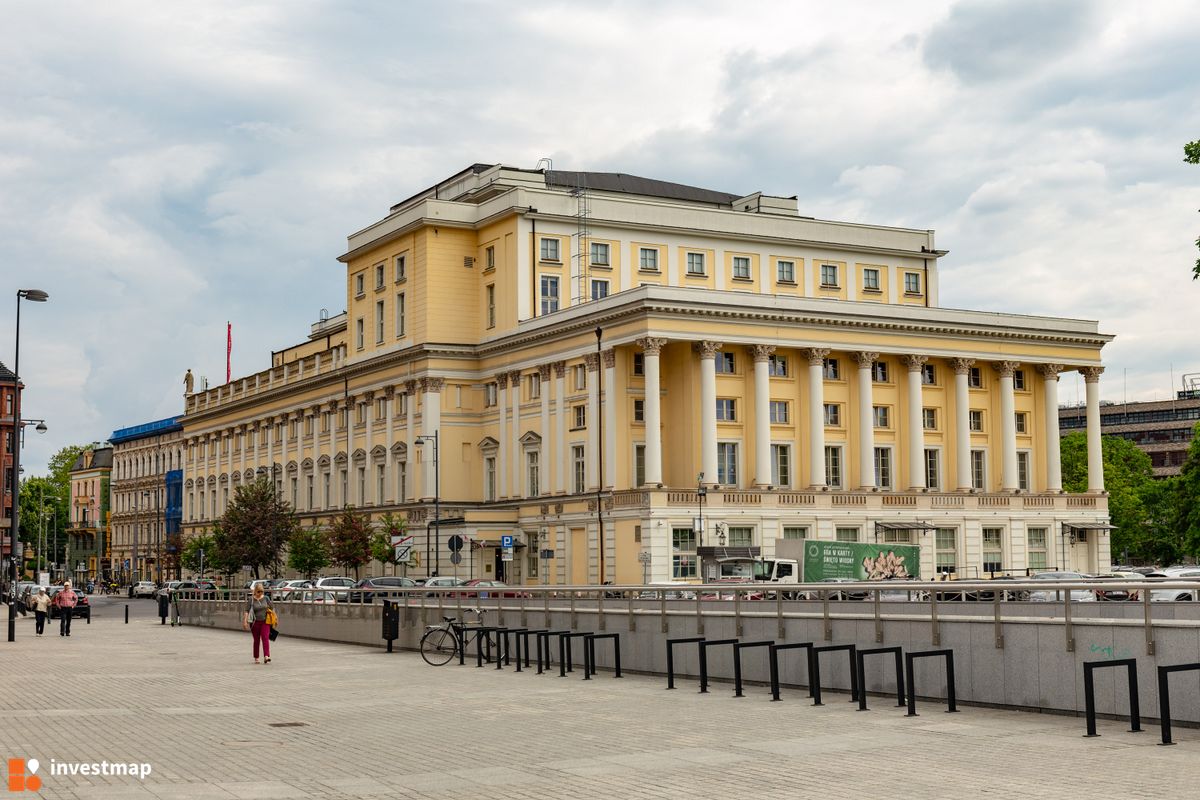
696 473 706 583
8 287 49 644
414 431 439 578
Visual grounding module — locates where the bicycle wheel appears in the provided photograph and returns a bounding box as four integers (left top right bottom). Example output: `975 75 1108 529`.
420 628 458 666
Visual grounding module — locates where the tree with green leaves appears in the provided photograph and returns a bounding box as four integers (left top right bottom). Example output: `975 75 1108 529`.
371 513 408 575
1186 140 1200 280
288 527 331 580
214 479 298 579
1060 432 1156 562
327 507 373 579
181 533 214 576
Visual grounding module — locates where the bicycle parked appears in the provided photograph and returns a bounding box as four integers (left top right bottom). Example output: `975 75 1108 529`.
419 607 491 666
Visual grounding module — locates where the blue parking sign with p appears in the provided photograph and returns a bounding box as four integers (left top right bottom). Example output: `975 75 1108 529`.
501 535 514 549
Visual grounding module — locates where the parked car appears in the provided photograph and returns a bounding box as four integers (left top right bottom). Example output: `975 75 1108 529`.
157 581 183 599
132 581 158 599
274 580 314 599
460 579 531 599
47 586 91 621
1150 569 1200 602
348 576 418 603
312 576 355 601
1026 572 1095 602
295 589 338 604
1091 572 1146 601
422 576 466 596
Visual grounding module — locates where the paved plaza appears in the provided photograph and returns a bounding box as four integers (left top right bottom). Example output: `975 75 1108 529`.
3 596 1199 799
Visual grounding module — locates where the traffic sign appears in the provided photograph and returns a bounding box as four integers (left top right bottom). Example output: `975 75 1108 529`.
449 552 463 565
447 534 464 552
501 535 514 549
393 543 412 562
501 549 513 562
540 549 555 560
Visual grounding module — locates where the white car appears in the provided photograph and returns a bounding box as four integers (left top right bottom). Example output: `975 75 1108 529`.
315 576 355 601
1026 572 1096 603
1150 569 1200 602
133 581 158 598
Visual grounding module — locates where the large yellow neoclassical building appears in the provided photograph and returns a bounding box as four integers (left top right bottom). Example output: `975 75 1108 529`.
180 164 1113 584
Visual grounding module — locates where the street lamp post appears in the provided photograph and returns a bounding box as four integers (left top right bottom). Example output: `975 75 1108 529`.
8 287 49 643
414 431 439 578
696 473 707 583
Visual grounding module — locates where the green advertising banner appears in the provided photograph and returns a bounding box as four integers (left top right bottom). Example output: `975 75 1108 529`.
801 541 921 582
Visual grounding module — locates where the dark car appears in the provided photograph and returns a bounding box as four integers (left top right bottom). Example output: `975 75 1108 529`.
348 576 418 604
47 586 90 621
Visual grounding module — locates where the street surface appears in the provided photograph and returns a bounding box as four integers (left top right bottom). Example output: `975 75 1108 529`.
2 593 1198 799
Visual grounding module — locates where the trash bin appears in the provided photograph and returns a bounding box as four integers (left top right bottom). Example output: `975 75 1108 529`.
381 600 400 651
157 592 170 625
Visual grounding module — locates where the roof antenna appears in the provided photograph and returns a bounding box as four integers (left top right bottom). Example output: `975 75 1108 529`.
535 157 553 172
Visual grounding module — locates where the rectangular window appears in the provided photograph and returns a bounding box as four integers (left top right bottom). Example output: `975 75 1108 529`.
395 293 406 337
540 237 560 262
484 457 496 502
632 353 644 375
306 476 314 509
590 279 609 300
529 374 541 400
982 527 1003 574
935 528 957 574
771 444 790 487
485 383 497 407
686 252 706 275
717 442 738 485
823 403 840 427
767 354 788 377
921 364 937 385
375 263 385 289
375 300 385 343
825 446 843 488
394 254 407 281
968 367 983 388
1013 369 1026 390
823 358 840 380
874 447 892 489
323 473 331 507
872 361 889 382
882 528 912 545
1015 412 1028 434
776 260 795 283
820 264 839 287
782 526 808 540
355 318 364 350
486 284 496 328
485 246 495 270
710 352 734 374
639 247 659 271
634 444 646 487
1027 527 1048 570
904 272 921 294
355 273 364 296
969 410 983 432
727 526 754 547
573 365 586 391
590 242 610 266
672 528 697 579
836 527 859 543
633 399 645 422
971 450 987 490
863 268 880 290
527 532 539 577
925 448 940 490
922 408 937 430
526 451 540 497
716 398 736 422
873 406 890 428
572 405 586 429
732 256 751 279
540 275 560 314
572 446 586 494
769 400 789 424
1017 451 1030 491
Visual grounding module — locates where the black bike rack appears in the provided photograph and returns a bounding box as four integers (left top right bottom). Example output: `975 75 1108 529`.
514 629 547 673
583 633 623 679
810 644 859 706
1157 662 1200 745
699 639 739 694
452 621 486 666
905 649 959 717
1082 658 1141 737
560 632 594 677
495 628 526 670
666 637 706 690
856 646 906 711
769 642 815 702
536 630 571 674
475 626 502 668
733 641 774 698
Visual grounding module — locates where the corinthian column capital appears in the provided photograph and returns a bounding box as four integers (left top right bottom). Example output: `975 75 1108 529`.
636 337 667 357
804 348 830 366
950 357 975 375
993 360 1021 378
853 351 878 368
1038 363 1065 381
902 354 929 372
1081 365 1105 383
693 341 723 359
749 344 776 363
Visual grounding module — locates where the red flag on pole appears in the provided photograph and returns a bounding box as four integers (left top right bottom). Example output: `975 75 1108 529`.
226 321 232 384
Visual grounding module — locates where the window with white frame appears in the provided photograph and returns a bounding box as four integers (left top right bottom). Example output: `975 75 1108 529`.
1015 412 1028 434
395 292 406 337
715 352 735 374
573 364 586 390
727 526 754 547
485 383 497 407
874 447 893 489
824 358 840 380
732 256 751 279
825 446 843 488
922 408 937 430
782 526 807 540
355 318 364 349
355 272 365 296
323 473 331 507
935 528 957 574
982 527 1003 573
1013 369 1027 390
483 456 496 501
540 237 560 262
921 363 937 385
904 272 922 294
768 354 788 377
526 532 539 577
924 448 940 490
968 366 983 388
872 361 889 382
526 450 540 497
771 444 790 487
486 284 496 328
374 263 385 289
590 242 610 266
716 398 736 422
529 373 541 400
484 246 495 270
375 466 384 504
572 445 586 494
686 252 706 275
971 449 987 490
1017 451 1030 491
717 442 738 485
672 528 697 579
395 254 407 281
633 399 645 422
882 528 912 544
769 400 789 424
873 406 890 428
824 403 841 426
863 268 880 291
969 410 983 431
777 260 795 283
639 247 659 271
1027 527 1048 570
590 279 609 300
634 444 646 486
836 527 859 542
375 300 385 343
540 275 560 314
820 264 839 287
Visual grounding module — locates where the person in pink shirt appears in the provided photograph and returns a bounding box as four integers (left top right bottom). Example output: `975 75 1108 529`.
53 580 78 637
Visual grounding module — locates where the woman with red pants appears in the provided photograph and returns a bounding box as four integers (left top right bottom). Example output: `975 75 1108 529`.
242 584 276 664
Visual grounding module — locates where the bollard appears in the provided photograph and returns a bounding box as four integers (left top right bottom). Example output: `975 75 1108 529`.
905 649 961 717
769 642 815 702
733 641 774 698
1081 658 1141 737
809 644 860 706
666 637 706 690
125 605 129 624
698 639 739 694
855 646 906 711
1157 662 1200 745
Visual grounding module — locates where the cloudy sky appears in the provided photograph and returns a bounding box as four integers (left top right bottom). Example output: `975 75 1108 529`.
2 0 1198 473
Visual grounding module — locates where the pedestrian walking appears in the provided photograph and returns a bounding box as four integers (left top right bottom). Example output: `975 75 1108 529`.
242 584 276 664
54 581 79 637
32 588 51 636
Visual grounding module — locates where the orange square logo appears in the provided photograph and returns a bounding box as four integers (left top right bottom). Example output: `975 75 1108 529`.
6 758 41 792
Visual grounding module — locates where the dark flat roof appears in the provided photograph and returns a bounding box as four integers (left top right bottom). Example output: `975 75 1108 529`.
545 170 739 206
